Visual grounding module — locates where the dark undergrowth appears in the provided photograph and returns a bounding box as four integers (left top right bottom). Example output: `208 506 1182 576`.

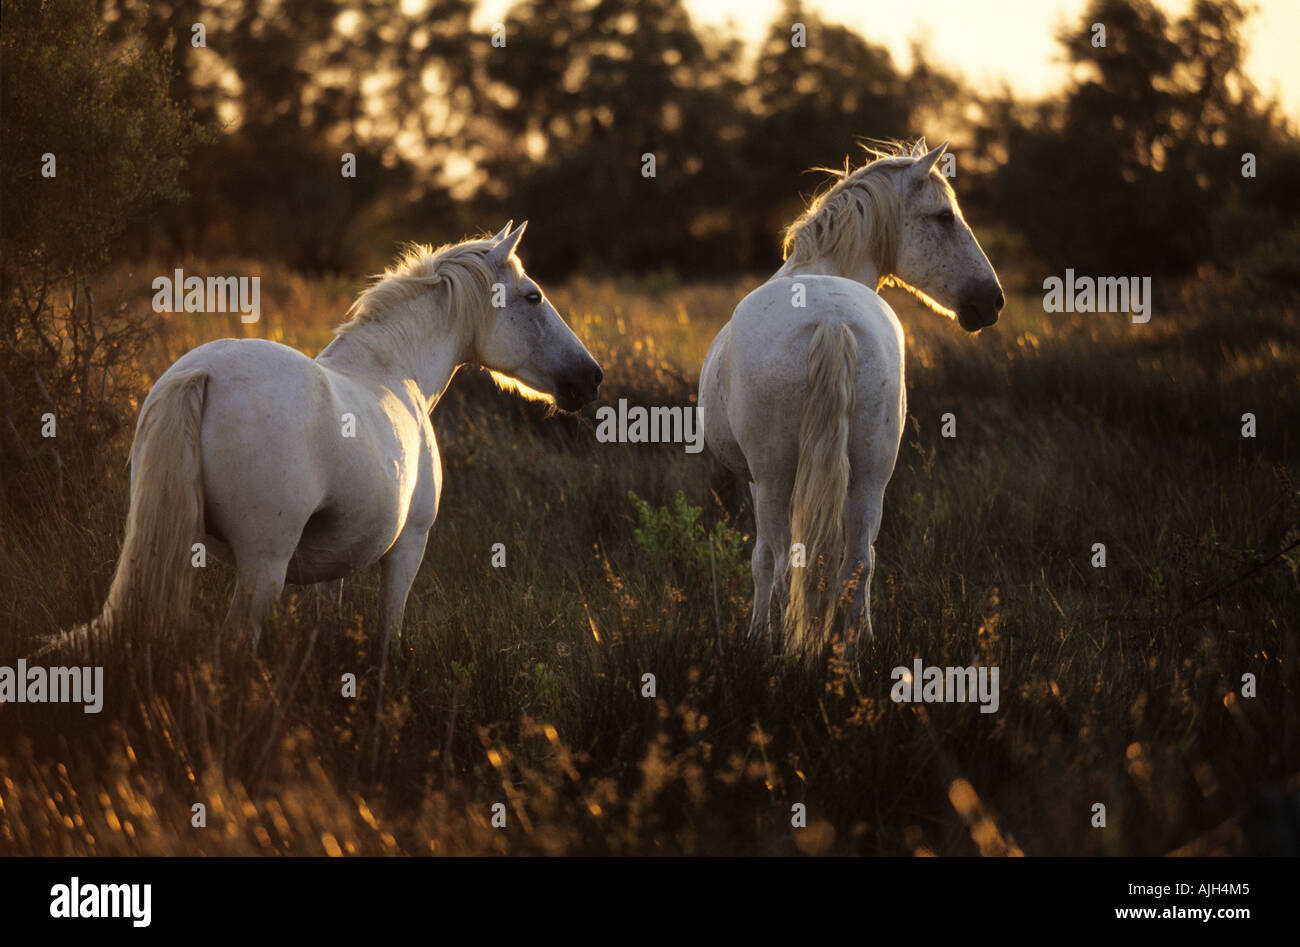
1 270 1296 855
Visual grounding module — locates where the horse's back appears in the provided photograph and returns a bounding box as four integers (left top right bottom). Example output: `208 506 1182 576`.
162 338 336 468
721 275 905 483
732 276 901 371
161 338 329 412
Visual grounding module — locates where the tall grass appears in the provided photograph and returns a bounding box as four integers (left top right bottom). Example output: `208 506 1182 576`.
1 264 1296 855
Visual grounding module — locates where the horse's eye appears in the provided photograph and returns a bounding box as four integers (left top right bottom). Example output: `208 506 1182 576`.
525 292 542 305
937 210 955 223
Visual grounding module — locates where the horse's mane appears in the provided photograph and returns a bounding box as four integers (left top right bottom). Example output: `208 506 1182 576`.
335 237 517 339
782 140 954 284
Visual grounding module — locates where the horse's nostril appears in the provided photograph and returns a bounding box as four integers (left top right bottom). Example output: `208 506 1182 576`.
591 364 604 388
994 289 1005 312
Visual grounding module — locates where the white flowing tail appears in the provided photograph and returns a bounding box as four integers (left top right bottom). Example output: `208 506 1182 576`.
41 369 209 656
785 322 858 652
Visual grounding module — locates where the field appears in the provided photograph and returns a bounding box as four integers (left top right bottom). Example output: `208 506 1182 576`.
1 264 1297 856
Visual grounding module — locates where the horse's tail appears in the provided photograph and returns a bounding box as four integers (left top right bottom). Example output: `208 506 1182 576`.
785 321 858 653
41 369 209 658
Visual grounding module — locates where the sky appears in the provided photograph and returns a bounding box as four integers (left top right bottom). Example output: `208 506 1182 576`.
472 0 1300 119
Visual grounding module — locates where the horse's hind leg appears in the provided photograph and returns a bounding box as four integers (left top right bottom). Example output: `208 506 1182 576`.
749 479 791 646
842 481 886 669
222 557 291 646
315 578 344 630
747 483 772 640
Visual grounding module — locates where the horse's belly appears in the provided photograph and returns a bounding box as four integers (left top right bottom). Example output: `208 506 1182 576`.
284 501 401 585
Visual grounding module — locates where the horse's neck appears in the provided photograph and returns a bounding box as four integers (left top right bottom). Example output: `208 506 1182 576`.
317 296 466 413
771 255 883 290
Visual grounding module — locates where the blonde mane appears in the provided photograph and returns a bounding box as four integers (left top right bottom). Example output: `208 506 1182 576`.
335 237 518 339
782 141 954 286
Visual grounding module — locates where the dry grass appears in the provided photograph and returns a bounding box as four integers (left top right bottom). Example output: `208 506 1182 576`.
1 261 1297 855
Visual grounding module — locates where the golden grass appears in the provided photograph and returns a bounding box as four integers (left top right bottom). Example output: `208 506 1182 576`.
1 262 1297 855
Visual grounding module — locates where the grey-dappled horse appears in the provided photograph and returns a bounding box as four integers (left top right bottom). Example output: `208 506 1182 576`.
699 140 1003 666
61 222 602 653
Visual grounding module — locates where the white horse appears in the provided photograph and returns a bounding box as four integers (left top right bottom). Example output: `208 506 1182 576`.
65 221 602 650
699 140 1003 665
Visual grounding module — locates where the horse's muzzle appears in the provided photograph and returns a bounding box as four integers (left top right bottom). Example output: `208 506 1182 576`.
556 362 603 411
957 285 1004 332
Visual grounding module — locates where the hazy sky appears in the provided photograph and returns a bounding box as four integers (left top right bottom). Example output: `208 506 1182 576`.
473 0 1300 118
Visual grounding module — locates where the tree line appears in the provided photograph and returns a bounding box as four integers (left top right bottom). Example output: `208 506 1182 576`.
3 0 1297 493
12 0 1295 280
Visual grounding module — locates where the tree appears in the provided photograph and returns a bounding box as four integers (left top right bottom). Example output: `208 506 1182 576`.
101 0 483 270
984 0 1299 276
0 0 210 501
476 0 748 277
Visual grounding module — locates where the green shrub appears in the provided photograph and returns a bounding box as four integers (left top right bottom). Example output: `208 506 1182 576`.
627 489 748 591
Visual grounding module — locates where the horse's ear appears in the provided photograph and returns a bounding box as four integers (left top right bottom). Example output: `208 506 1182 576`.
492 220 514 242
908 140 948 179
489 220 527 265
910 138 928 158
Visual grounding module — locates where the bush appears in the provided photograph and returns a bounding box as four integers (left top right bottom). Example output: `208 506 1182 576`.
628 489 748 592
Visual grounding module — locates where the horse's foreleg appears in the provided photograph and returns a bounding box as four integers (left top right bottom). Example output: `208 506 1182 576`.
378 529 429 648
370 528 429 772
